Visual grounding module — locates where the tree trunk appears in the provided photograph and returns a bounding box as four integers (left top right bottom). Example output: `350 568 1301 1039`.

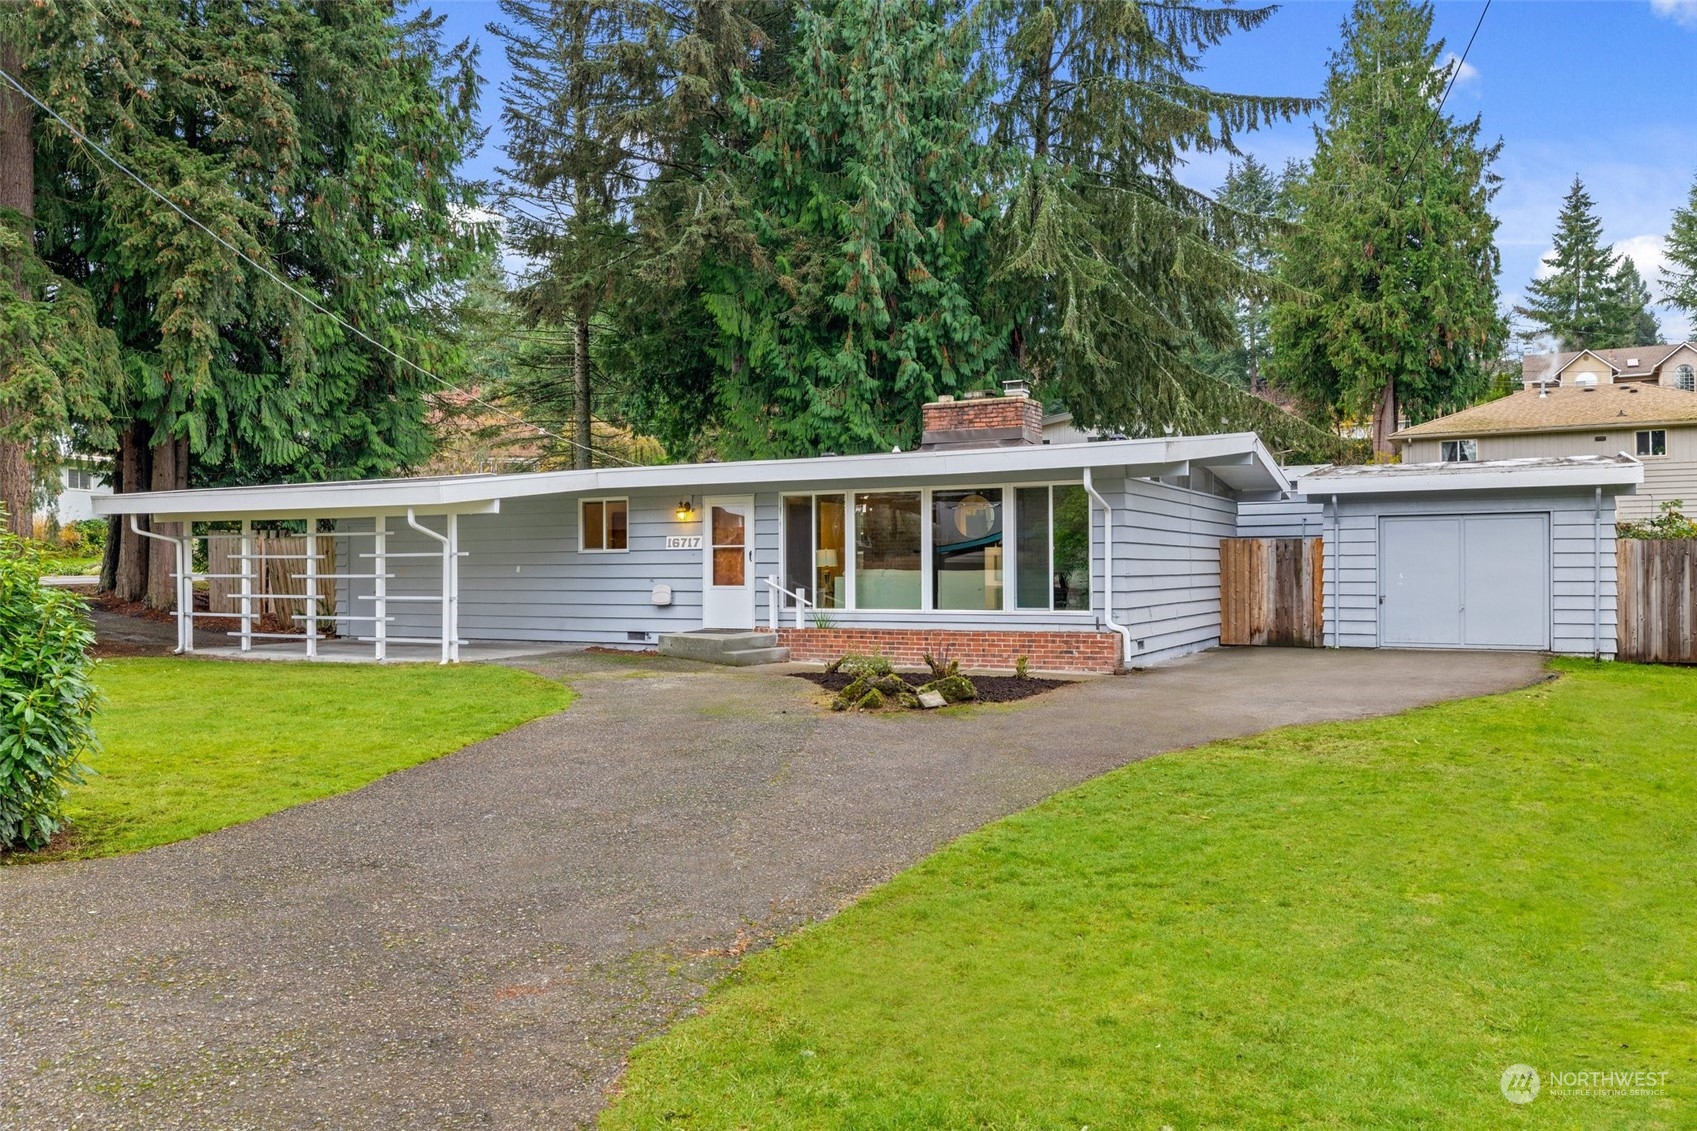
113 426 150 600
1370 378 1397 458
143 435 187 609
0 40 35 536
573 304 592 470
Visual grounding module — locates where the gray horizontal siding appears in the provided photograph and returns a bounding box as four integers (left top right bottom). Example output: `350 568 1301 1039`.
1111 476 1237 665
1238 497 1324 538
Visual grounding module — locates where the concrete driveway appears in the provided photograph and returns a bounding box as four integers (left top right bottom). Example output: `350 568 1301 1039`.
0 647 1544 1129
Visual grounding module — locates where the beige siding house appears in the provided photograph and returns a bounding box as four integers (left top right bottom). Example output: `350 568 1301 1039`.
1394 384 1697 520
1522 342 1697 390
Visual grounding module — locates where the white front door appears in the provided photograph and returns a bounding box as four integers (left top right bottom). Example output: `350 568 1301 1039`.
702 495 756 628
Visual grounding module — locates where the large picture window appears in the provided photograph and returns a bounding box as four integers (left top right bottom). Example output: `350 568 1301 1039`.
580 498 628 551
855 492 923 609
933 489 1003 609
781 494 847 608
781 483 1094 614
1015 485 1091 610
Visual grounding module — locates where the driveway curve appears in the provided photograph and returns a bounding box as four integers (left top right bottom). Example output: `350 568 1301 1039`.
0 648 1543 1129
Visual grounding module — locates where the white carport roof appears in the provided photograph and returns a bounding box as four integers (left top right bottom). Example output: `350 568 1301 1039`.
1296 454 1643 496
94 433 1291 522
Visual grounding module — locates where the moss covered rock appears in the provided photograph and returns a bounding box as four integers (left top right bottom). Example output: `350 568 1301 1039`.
918 674 977 703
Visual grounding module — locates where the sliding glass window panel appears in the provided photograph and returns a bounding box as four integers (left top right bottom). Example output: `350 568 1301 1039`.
1015 486 1052 609
1052 484 1092 610
854 492 922 609
815 495 846 609
582 500 604 550
607 500 628 550
933 488 1004 610
782 496 813 606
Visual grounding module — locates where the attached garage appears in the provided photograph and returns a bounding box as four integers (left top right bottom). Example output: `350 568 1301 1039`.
1379 513 1549 650
1284 456 1643 660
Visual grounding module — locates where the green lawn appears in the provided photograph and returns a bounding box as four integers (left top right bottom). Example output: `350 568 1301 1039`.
604 660 1696 1129
38 658 573 859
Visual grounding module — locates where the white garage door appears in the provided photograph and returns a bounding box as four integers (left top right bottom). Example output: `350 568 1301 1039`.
1380 514 1550 650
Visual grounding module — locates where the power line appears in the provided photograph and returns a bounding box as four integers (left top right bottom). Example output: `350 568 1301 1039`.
0 63 635 469
1416 0 1491 168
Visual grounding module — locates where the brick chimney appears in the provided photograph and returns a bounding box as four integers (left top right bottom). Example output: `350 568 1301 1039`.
919 384 1044 450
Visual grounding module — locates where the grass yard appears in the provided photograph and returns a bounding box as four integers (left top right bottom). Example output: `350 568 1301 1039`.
33 658 572 860
604 660 1696 1129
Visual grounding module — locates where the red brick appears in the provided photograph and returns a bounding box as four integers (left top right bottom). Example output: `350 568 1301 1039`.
775 628 1121 674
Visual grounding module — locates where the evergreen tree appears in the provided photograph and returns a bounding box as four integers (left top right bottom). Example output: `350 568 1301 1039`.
1661 173 1697 321
1613 256 1661 347
1189 155 1295 392
1269 0 1505 454
17 3 487 602
696 0 1004 457
985 1 1346 461
1515 178 1631 351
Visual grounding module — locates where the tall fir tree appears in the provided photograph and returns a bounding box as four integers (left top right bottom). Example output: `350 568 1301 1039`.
1661 173 1697 322
984 1 1347 461
1189 155 1295 393
17 2 488 603
1613 256 1661 347
1515 178 1632 351
1269 0 1505 455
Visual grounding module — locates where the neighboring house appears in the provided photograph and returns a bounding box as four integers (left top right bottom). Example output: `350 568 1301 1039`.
1392 384 1697 520
1521 342 1697 391
98 390 1641 669
37 459 113 524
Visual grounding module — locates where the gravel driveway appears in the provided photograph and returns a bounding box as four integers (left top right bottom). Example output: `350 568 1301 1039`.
0 647 1544 1129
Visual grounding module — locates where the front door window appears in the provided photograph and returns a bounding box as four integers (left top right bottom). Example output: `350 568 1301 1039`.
712 505 746 585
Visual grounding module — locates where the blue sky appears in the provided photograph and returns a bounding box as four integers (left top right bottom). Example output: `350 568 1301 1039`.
433 0 1697 342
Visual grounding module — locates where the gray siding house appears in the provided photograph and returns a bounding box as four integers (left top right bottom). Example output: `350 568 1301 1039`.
97 392 1642 671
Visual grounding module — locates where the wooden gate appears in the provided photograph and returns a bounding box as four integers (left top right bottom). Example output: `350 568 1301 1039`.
1219 537 1324 647
1616 539 1697 663
206 535 336 624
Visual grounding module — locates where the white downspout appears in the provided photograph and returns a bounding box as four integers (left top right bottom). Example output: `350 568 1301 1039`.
1593 486 1603 661
1082 468 1134 667
1331 494 1340 649
406 508 454 664
130 515 191 653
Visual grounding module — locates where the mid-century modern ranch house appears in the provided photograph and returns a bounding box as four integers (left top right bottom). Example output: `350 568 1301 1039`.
96 390 1643 671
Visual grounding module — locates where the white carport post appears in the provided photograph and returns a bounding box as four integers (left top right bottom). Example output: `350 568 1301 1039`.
447 513 461 663
304 524 319 660
373 515 388 662
239 519 254 653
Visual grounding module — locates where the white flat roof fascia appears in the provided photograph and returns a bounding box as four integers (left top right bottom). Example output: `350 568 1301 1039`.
95 433 1289 518
1295 459 1643 497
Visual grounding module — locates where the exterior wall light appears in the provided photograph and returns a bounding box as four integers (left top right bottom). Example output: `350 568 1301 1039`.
676 500 696 522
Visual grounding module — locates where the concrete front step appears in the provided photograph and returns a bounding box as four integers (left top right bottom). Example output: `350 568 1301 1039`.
657 629 790 666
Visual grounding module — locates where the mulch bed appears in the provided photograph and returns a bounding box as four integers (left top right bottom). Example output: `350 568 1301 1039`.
795 670 1071 704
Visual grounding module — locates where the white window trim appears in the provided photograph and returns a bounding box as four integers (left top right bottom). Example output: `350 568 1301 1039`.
1635 430 1668 459
578 496 631 553
783 480 1092 615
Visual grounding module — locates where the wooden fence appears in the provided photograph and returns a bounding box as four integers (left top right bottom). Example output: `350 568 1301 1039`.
205 535 336 626
1616 538 1697 664
1219 536 1324 647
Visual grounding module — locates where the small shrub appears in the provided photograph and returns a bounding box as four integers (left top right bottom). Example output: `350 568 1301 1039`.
1618 500 1697 540
921 652 959 679
72 519 108 551
1014 656 1030 680
0 528 100 851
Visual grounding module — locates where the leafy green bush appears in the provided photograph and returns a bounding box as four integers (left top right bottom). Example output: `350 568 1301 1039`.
1618 500 1697 540
1 529 100 851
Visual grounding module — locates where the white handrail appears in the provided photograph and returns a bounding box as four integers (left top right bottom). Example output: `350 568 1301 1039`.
763 575 811 630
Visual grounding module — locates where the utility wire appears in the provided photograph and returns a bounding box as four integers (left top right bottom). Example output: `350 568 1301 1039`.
0 63 635 469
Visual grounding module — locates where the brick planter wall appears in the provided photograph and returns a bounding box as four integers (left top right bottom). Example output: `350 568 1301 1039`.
776 627 1122 673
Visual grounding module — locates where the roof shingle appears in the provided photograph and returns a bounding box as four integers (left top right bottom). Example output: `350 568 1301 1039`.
1394 384 1697 441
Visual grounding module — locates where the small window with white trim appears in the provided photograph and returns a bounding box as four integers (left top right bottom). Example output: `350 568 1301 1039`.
1440 439 1477 462
1636 430 1667 458
1675 364 1694 392
580 497 629 551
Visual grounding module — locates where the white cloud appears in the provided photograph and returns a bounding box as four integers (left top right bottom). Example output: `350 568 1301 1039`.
1615 233 1669 284
1651 0 1697 29
1439 52 1480 88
